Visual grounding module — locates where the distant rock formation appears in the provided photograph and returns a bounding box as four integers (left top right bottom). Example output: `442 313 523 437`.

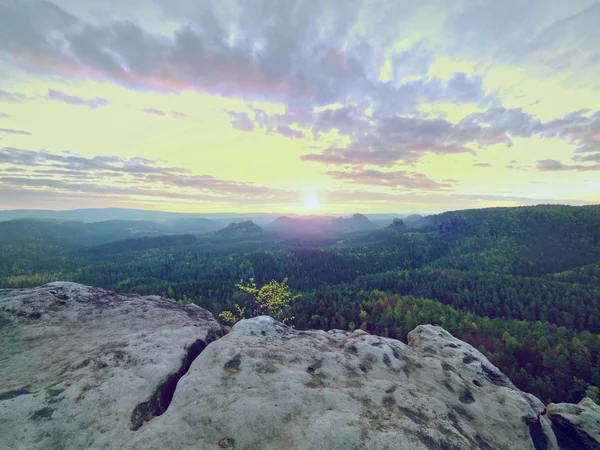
267 214 377 236
216 220 262 238
403 214 424 225
1 283 599 449
387 218 408 232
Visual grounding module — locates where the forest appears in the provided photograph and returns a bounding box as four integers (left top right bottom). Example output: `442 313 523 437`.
1 204 600 405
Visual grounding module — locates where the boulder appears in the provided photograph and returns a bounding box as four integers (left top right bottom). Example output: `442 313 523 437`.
129 317 553 450
547 397 600 449
0 282 222 450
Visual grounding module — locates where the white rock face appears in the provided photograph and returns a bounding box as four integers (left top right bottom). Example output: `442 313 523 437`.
0 282 222 450
129 316 551 450
4 283 599 449
547 398 600 449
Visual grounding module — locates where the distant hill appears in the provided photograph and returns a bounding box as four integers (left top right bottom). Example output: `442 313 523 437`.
0 219 168 246
266 214 379 236
160 218 221 234
216 220 262 238
0 217 218 247
0 208 280 224
330 214 379 233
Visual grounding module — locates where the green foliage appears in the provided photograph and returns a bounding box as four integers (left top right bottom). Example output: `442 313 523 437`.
218 304 247 325
586 386 600 404
219 278 299 325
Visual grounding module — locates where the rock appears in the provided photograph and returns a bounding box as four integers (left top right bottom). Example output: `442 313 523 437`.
388 218 407 232
547 397 600 449
128 317 552 450
0 282 222 450
3 283 598 449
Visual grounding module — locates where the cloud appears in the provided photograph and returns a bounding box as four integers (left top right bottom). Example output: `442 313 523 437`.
577 153 600 163
0 113 10 118
0 90 28 103
539 109 600 154
276 125 305 140
227 108 309 138
142 108 189 118
325 169 454 190
0 128 31 136
536 159 600 172
0 147 187 175
47 89 109 109
457 107 542 141
142 108 166 116
303 106 600 168
0 147 298 204
227 111 255 132
313 105 368 135
474 162 492 167
0 0 496 113
302 114 485 166
504 3 600 85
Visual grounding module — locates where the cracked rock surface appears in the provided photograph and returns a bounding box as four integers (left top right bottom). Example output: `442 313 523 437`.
0 282 221 450
129 316 552 450
2 283 599 449
547 398 600 449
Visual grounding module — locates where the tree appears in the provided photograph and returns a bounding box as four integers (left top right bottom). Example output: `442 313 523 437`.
585 385 600 404
219 277 299 325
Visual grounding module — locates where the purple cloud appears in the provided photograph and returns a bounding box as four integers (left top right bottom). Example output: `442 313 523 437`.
228 111 255 132
539 109 599 154
0 128 31 135
0 147 187 175
0 90 27 103
325 169 454 190
275 125 305 140
142 108 167 116
47 89 109 109
577 153 600 163
536 159 600 172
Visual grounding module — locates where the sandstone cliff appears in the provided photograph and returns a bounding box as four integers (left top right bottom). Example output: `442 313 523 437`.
1 283 598 449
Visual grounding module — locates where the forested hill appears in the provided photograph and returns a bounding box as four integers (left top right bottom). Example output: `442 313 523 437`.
409 204 600 234
358 204 600 276
1 203 600 405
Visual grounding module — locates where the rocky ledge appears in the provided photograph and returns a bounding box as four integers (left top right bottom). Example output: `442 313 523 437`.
1 283 599 450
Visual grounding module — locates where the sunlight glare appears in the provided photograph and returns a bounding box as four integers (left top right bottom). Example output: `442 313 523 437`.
304 190 321 211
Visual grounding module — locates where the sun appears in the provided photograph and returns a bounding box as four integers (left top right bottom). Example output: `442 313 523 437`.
304 190 321 211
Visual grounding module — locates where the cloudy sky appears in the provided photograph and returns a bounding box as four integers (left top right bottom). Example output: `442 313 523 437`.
0 0 599 213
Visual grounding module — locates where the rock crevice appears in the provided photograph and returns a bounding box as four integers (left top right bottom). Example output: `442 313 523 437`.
130 338 212 430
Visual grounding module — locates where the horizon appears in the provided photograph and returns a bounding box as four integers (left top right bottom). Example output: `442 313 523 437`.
1 1 599 212
0 203 598 221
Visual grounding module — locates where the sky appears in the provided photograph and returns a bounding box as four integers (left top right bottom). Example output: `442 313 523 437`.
0 0 599 214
